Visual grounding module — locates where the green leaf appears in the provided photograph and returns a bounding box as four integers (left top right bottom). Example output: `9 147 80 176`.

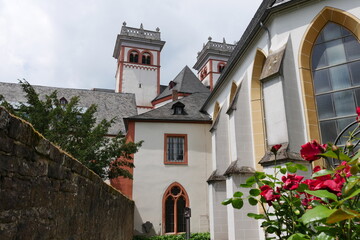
300 205 336 224
255 171 266 179
319 150 351 161
287 165 297 173
296 183 309 192
343 178 360 194
248 197 258 206
280 167 287 174
341 188 360 202
247 213 265 219
222 198 232 205
350 149 360 161
326 208 360 224
294 163 308 172
231 198 244 209
245 176 256 185
314 232 335 240
312 169 334 178
305 190 338 201
288 233 310 240
249 189 261 196
233 191 243 198
240 183 253 188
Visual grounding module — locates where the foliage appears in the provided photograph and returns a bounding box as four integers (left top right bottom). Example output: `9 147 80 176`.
223 110 360 239
133 232 210 240
0 79 142 179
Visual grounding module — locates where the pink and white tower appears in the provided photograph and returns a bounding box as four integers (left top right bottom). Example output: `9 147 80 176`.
113 22 166 113
193 37 235 90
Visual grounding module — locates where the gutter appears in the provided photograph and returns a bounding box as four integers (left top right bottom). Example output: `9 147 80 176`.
200 0 312 112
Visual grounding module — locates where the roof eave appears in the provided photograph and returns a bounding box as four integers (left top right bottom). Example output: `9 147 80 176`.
200 0 311 111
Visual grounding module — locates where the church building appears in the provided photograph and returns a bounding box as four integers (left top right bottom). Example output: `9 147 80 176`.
1 0 359 239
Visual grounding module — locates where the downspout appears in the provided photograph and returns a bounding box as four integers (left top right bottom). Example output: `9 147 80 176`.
260 21 271 52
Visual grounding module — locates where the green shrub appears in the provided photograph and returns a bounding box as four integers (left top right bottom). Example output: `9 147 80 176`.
133 232 210 240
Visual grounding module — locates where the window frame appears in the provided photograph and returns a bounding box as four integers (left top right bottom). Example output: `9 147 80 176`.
141 51 153 65
162 182 189 234
128 49 140 63
164 134 188 165
311 22 360 144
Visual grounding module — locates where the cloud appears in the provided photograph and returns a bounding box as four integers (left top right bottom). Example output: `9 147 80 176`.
0 0 262 89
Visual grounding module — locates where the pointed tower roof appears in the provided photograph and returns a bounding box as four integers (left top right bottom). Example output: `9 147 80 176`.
152 66 209 103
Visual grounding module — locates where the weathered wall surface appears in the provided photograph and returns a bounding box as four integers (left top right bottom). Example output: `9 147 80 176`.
0 107 134 240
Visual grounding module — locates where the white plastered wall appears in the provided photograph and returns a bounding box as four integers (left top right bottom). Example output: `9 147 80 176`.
132 121 212 235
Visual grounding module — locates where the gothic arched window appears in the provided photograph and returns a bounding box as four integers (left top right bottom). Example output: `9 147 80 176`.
129 50 139 63
312 22 360 144
163 183 189 234
142 52 152 65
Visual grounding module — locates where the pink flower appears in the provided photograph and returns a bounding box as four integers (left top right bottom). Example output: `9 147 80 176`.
300 140 326 162
260 185 280 206
282 174 304 190
271 144 282 155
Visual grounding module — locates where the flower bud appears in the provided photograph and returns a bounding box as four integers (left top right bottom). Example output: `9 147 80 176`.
294 209 300 215
331 145 338 152
346 141 354 151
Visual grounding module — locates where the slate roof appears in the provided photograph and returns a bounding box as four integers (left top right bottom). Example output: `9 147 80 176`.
153 66 209 102
0 82 137 135
127 92 211 123
201 0 310 110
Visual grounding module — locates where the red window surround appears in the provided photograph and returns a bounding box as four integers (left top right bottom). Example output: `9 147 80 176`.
164 134 188 165
162 182 189 234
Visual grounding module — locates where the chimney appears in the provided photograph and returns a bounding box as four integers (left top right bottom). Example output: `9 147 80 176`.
172 90 178 101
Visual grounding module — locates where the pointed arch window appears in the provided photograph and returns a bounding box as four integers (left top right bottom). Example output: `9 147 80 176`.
129 51 139 63
142 52 152 65
312 22 360 144
163 183 189 234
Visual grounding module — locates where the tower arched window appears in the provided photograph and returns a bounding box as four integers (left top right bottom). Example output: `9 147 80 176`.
218 63 226 73
312 22 360 144
142 52 152 65
129 51 139 63
163 183 189 234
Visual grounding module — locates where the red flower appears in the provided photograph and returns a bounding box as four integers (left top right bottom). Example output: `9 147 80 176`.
271 144 282 155
356 107 360 122
260 185 280 206
282 174 304 190
300 140 326 162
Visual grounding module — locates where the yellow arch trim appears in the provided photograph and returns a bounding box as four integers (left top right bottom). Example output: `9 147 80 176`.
299 6 360 141
251 48 267 170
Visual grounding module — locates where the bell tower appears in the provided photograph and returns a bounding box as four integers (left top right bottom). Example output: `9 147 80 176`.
113 22 166 113
193 37 235 90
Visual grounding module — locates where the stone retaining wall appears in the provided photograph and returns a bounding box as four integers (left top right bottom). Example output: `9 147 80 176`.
0 107 134 240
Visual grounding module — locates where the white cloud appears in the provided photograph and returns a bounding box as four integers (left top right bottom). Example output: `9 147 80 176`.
0 0 262 89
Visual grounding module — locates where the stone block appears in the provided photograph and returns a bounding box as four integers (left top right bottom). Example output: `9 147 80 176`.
0 131 13 153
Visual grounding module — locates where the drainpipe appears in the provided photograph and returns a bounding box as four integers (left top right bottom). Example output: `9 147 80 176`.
260 21 271 52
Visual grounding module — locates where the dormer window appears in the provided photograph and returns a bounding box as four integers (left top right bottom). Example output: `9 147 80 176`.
218 63 226 73
169 81 177 89
171 102 186 115
129 51 139 63
142 52 151 65
59 97 68 105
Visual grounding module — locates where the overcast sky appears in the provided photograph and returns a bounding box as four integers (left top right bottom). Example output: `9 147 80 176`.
0 0 263 90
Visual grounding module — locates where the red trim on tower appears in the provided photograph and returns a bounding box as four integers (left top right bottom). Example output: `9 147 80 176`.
157 50 161 94
151 93 190 106
209 60 214 90
110 121 135 199
118 46 125 92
